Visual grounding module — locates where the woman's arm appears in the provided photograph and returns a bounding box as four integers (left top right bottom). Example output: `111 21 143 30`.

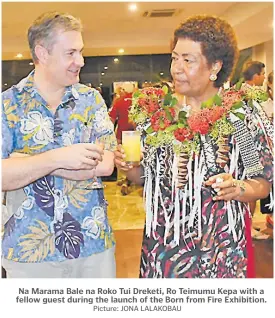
205 173 271 202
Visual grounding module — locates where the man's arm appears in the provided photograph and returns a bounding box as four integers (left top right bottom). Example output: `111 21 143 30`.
7 149 114 183
52 150 114 180
2 144 103 191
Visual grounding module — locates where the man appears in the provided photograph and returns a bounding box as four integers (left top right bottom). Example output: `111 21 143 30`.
2 12 117 278
242 61 265 87
109 83 135 195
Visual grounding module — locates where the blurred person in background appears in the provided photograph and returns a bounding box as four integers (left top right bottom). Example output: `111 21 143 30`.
257 70 274 238
243 61 266 87
242 61 267 230
109 82 135 195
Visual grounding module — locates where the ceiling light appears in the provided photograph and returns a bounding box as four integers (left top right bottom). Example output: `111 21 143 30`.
100 83 103 86
16 53 23 58
104 66 108 70
129 4 137 12
29 62 34 66
114 58 119 63
4 83 8 86
160 72 164 76
101 72 105 76
144 81 148 83
118 49 124 54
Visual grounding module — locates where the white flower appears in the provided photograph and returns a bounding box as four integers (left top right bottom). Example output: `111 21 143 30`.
53 189 68 223
82 206 106 239
181 104 191 117
94 108 114 132
62 129 75 146
20 111 54 145
15 187 34 219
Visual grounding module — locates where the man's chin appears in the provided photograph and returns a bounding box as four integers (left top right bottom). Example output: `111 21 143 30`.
66 76 80 86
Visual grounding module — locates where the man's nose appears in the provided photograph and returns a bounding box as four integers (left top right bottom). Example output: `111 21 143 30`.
76 54 85 67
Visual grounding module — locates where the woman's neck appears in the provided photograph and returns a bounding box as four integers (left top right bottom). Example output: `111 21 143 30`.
186 87 220 113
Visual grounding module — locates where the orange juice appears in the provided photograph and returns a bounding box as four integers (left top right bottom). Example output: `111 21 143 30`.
122 131 141 165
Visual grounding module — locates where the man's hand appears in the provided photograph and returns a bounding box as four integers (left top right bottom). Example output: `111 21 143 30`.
51 143 104 170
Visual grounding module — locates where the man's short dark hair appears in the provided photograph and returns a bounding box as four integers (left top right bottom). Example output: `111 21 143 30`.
242 61 265 81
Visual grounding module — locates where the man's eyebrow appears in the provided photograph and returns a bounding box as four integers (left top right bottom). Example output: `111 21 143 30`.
67 47 84 52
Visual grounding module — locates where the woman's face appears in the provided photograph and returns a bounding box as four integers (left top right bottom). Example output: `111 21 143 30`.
170 38 215 97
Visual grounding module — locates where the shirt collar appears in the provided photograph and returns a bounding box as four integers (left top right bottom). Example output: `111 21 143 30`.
15 70 79 109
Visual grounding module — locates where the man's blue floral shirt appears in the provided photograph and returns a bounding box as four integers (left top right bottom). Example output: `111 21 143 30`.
2 71 117 263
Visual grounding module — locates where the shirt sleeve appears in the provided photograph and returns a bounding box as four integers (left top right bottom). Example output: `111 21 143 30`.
2 92 16 159
90 90 117 152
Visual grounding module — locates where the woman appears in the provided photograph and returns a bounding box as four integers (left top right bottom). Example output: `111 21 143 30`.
115 15 273 278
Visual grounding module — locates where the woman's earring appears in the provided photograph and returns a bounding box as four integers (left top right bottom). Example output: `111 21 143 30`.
210 74 217 81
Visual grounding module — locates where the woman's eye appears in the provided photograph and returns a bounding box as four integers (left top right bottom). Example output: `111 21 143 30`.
184 59 190 63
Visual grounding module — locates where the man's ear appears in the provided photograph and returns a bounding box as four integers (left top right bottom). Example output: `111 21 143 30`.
34 45 49 65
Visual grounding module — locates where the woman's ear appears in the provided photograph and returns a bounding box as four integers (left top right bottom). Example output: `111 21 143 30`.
212 60 223 74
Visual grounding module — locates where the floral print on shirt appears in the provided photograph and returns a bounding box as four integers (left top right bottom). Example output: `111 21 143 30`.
2 71 117 263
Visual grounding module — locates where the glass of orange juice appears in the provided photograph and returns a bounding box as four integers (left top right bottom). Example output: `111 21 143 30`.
122 131 141 166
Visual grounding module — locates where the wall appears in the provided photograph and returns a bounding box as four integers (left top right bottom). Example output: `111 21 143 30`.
252 40 274 75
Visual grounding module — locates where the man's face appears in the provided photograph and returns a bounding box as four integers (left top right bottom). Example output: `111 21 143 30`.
44 30 84 88
253 68 265 86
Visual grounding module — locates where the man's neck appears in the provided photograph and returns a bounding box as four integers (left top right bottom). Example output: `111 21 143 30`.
33 67 65 109
245 80 256 87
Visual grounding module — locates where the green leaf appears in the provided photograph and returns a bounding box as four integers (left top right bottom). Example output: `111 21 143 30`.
233 112 245 121
231 101 243 110
171 97 178 107
213 94 222 106
178 122 186 128
235 78 244 90
178 111 187 121
165 124 178 132
133 91 141 98
164 107 173 121
248 99 254 108
146 126 154 134
204 96 214 108
163 93 172 106
162 85 168 94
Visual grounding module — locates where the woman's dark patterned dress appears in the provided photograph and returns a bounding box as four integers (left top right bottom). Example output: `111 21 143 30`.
139 103 273 278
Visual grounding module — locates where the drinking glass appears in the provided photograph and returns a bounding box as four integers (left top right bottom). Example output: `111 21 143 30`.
81 125 105 190
122 131 141 166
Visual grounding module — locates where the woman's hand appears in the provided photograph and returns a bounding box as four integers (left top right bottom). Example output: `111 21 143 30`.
204 173 243 201
114 144 134 171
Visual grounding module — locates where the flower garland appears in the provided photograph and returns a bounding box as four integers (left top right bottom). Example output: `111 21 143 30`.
129 82 269 155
